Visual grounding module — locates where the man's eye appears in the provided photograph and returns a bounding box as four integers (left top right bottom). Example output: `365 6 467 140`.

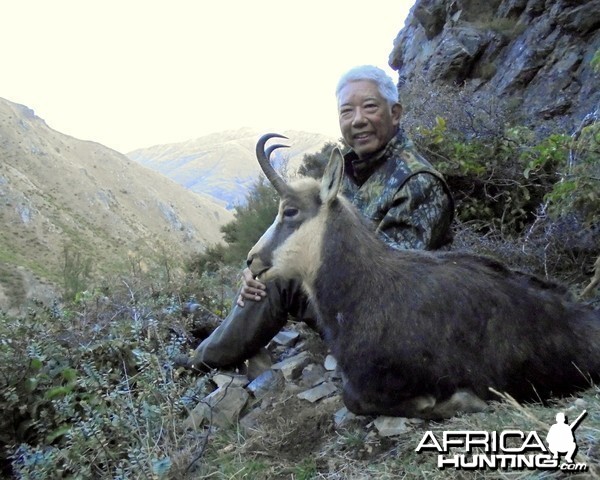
283 208 299 218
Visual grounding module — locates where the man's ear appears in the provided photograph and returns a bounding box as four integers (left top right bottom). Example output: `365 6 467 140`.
320 148 344 204
392 103 403 128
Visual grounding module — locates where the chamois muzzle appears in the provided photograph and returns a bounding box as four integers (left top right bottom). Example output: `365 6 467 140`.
256 133 290 195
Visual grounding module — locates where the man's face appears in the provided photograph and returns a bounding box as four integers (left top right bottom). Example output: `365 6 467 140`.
338 79 402 160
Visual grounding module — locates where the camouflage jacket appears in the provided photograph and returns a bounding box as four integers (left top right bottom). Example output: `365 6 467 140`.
341 131 454 250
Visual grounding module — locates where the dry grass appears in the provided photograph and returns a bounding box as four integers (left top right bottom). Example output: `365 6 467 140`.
172 355 600 479
172 385 600 479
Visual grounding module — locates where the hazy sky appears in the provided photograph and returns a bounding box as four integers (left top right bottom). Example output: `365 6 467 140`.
3 1 413 153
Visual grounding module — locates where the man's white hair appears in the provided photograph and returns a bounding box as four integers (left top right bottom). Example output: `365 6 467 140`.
336 65 399 106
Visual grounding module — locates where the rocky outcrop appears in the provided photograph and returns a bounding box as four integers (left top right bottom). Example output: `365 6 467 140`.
389 0 600 134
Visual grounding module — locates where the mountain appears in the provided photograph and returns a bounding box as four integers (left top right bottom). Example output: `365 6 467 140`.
389 0 600 135
127 128 338 209
0 98 232 307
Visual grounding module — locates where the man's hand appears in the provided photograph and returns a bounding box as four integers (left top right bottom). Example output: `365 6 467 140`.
237 267 267 307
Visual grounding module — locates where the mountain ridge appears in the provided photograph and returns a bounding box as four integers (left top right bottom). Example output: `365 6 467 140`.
128 128 338 209
0 97 232 309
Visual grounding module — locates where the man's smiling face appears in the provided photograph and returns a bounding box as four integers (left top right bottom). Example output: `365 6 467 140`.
337 79 402 160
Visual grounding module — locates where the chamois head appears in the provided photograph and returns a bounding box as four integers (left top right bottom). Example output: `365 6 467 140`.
247 133 344 284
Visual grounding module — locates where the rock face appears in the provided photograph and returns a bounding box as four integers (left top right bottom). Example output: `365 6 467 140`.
389 0 600 133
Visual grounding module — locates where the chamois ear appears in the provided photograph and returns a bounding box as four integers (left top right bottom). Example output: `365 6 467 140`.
320 147 344 204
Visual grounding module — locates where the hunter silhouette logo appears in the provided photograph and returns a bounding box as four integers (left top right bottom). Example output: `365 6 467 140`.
415 409 589 472
546 410 587 463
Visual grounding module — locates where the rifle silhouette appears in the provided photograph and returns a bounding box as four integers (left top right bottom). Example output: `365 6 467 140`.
569 410 587 431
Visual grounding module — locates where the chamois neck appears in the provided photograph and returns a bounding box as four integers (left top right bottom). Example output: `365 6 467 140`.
311 198 390 298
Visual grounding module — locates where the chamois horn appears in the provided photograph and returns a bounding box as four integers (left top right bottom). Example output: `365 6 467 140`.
256 133 289 195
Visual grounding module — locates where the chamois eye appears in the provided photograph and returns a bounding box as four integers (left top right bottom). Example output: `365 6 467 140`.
283 208 299 218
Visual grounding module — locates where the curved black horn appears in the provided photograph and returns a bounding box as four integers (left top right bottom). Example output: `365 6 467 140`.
256 133 289 194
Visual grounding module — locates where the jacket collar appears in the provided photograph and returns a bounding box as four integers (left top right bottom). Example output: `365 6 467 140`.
344 130 406 186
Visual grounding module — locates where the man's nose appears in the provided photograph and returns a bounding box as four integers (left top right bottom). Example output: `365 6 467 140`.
352 108 367 127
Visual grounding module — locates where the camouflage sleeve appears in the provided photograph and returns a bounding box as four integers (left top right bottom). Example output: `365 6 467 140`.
376 173 453 250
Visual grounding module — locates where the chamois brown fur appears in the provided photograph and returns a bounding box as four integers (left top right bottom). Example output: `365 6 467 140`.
248 135 600 419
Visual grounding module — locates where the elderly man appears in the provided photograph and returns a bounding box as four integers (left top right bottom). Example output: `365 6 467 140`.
183 65 453 370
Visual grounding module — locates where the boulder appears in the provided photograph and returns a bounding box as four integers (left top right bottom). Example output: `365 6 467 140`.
372 416 411 437
272 329 300 347
246 369 285 399
389 0 600 133
184 385 249 429
297 382 338 403
272 351 312 381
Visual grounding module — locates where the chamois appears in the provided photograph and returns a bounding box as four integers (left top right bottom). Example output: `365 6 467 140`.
247 133 600 419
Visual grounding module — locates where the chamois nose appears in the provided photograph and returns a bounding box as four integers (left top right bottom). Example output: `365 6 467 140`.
246 257 253 268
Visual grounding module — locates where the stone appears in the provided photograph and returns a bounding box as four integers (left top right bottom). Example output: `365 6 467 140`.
184 385 249 430
567 398 588 413
557 1 600 35
300 363 327 387
239 406 265 432
429 26 487 81
272 351 311 381
373 416 411 437
324 354 337 371
321 394 342 406
413 0 446 39
334 406 358 428
297 382 338 403
212 373 248 389
272 329 300 346
325 369 343 381
246 369 285 399
181 302 200 316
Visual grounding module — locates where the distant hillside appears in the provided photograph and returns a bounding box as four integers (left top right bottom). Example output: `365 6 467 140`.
127 128 338 209
0 98 232 308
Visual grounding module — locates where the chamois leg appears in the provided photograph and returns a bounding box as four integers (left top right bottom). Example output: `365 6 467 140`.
342 382 435 418
427 390 488 419
343 382 487 419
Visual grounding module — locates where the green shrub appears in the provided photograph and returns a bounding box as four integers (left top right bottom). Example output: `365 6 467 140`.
415 118 570 235
62 245 92 301
0 283 215 478
591 49 600 73
545 122 600 225
297 140 344 179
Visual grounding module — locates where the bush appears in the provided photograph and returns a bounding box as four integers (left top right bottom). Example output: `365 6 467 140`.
297 141 344 179
414 118 570 236
545 122 600 225
0 278 230 478
410 109 600 286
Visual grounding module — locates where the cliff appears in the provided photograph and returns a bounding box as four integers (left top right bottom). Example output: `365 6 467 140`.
389 0 600 134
